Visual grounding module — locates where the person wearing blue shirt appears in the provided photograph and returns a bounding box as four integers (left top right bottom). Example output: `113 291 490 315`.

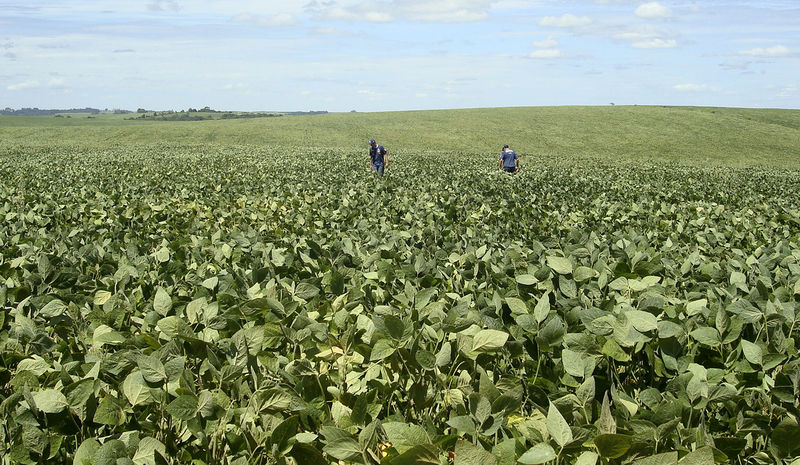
368 139 388 175
499 144 519 173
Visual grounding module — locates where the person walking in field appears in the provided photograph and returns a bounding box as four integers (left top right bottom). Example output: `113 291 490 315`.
368 139 388 175
499 144 519 173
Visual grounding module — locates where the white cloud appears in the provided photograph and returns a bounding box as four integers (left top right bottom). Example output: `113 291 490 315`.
540 13 592 28
632 38 677 49
7 78 66 91
739 45 792 58
230 13 298 27
635 2 672 20
147 0 180 12
306 0 496 23
529 35 561 59
533 36 558 48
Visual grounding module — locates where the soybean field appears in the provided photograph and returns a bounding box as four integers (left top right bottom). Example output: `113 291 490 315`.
1 106 800 465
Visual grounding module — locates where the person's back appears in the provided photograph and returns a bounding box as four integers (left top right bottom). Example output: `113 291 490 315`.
499 144 518 173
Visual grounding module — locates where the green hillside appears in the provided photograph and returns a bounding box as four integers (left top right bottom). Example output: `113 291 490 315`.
2 106 799 167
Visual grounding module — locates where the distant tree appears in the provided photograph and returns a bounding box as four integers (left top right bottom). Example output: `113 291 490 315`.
137 108 147 113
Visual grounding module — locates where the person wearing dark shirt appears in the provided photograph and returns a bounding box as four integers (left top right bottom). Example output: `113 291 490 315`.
499 144 519 173
368 139 388 175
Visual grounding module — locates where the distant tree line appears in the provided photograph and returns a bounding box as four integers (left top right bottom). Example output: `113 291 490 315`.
1 107 101 116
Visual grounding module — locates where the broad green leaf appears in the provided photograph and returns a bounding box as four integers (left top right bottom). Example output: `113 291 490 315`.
132 437 167 465
166 394 198 421
594 434 632 458
295 282 320 300
384 444 441 465
122 371 152 406
516 274 538 285
689 327 721 347
632 452 679 465
153 287 172 315
370 339 396 361
771 419 800 457
547 256 573 275
686 299 707 316
92 325 125 348
415 350 436 371
137 355 166 384
518 443 557 464
740 340 763 366
32 389 68 414
575 451 599 465
384 315 406 339
447 415 476 435
93 397 125 426
471 329 508 353
547 402 573 447
625 310 658 333
505 297 528 315
94 291 112 306
74 438 101 465
677 446 714 465
563 349 586 378
534 293 550 324
454 439 497 465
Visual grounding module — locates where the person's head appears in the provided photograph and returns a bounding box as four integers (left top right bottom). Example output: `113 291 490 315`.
369 139 377 147
502 144 509 151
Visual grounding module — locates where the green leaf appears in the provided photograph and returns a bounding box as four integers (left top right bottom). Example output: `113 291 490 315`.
122 371 152 406
92 325 126 348
594 434 633 459
95 439 127 465
94 291 112 306
446 415 476 435
516 274 538 285
384 315 406 339
74 438 101 465
740 340 763 366
93 397 126 426
547 256 573 275
547 402 573 447
132 437 167 465
601 339 631 362
384 444 441 465
32 389 68 413
166 394 198 421
322 433 361 461
454 440 497 465
289 443 328 465
562 349 586 378
534 293 550 324
632 452 679 465
137 355 166 384
686 299 707 316
677 446 714 465
295 282 320 300
415 350 436 371
40 298 67 317
370 339 396 361
153 287 172 316
505 297 528 315
625 310 658 333
689 327 721 347
576 376 595 407
575 451 599 465
471 329 508 353
771 419 800 457
518 443 557 464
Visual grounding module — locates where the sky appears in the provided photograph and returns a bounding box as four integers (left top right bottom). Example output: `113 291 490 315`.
1 1 798 112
